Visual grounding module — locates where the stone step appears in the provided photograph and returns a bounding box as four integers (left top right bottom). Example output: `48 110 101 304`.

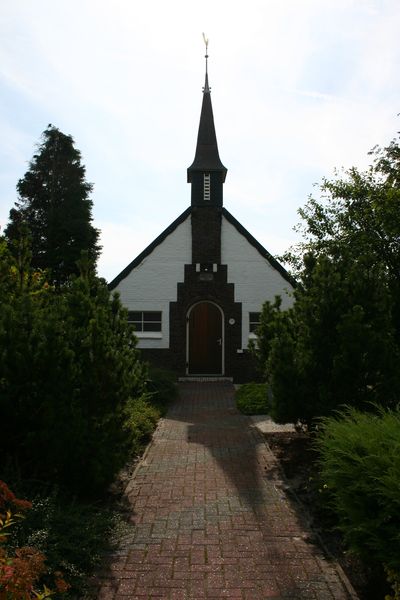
178 376 233 382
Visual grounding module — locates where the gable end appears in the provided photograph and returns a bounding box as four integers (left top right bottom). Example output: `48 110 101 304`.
222 208 296 288
108 207 192 290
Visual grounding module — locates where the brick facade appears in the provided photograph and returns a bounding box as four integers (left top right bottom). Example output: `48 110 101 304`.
138 270 261 379
191 206 221 264
139 254 259 382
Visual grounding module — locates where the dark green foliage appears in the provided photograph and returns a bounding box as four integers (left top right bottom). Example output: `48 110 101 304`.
124 396 160 455
8 486 130 598
235 383 270 415
315 407 400 580
0 235 147 495
268 256 398 426
5 125 100 286
267 319 300 425
146 367 178 415
122 368 178 456
251 296 285 373
255 133 400 426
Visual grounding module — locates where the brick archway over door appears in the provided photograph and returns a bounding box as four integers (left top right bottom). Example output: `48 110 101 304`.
187 302 223 375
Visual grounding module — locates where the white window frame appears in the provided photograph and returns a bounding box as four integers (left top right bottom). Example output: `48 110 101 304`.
249 312 261 334
128 311 162 338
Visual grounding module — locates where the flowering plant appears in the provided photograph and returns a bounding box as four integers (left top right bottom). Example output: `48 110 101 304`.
0 481 69 599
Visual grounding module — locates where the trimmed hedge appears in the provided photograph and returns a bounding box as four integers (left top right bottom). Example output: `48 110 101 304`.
235 383 270 415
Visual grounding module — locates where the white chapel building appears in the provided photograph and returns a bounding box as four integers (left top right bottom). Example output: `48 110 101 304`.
109 60 294 381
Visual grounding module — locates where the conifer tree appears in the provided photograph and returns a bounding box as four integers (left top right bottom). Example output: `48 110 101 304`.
0 233 148 494
5 125 100 285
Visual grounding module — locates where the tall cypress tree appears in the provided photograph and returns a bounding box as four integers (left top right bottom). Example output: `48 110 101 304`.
5 125 100 285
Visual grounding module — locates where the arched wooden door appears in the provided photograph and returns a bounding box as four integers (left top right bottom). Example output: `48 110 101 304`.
187 302 223 375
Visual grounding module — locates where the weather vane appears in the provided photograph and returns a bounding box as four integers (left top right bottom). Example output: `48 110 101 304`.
202 32 209 74
202 32 209 53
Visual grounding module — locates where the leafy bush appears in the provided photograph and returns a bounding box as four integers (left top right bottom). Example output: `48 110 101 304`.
3 480 132 599
315 406 400 593
146 368 178 415
254 134 400 428
124 396 160 456
255 256 400 428
235 383 270 415
0 481 69 599
13 489 128 598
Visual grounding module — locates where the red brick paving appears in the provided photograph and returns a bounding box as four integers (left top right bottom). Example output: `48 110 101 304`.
95 382 358 599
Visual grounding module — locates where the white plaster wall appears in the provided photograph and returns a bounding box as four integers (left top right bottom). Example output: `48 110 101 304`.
221 216 294 348
114 215 191 348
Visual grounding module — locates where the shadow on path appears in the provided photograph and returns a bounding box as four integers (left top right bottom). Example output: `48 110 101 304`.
174 382 280 515
93 381 358 600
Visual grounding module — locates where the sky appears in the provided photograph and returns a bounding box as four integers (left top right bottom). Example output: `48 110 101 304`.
1 0 399 282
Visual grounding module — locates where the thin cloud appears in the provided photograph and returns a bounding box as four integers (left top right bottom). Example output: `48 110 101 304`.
1 0 399 281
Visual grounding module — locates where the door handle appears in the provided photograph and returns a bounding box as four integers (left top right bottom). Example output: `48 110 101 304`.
217 338 222 346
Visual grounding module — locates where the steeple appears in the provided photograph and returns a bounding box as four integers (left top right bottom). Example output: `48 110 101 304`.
187 39 227 207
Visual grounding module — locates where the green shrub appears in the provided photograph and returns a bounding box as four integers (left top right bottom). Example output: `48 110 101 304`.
0 237 148 496
7 483 129 599
315 406 400 589
146 367 178 415
235 383 270 415
256 258 400 429
0 481 70 598
124 396 160 456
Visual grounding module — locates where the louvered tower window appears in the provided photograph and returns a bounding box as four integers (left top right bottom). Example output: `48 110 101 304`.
203 173 210 201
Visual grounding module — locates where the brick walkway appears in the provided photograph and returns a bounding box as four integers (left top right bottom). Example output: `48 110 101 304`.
96 382 358 600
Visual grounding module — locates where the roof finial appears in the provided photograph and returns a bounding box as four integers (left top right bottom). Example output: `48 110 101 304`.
202 32 209 73
202 33 210 93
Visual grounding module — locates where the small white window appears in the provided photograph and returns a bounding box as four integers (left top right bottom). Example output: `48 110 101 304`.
203 173 210 201
249 312 261 333
128 311 162 332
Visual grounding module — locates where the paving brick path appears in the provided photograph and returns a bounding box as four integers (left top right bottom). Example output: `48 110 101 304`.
96 382 358 600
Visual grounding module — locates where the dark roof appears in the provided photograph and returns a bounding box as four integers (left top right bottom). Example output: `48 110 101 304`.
108 206 296 290
108 207 191 290
187 73 227 182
